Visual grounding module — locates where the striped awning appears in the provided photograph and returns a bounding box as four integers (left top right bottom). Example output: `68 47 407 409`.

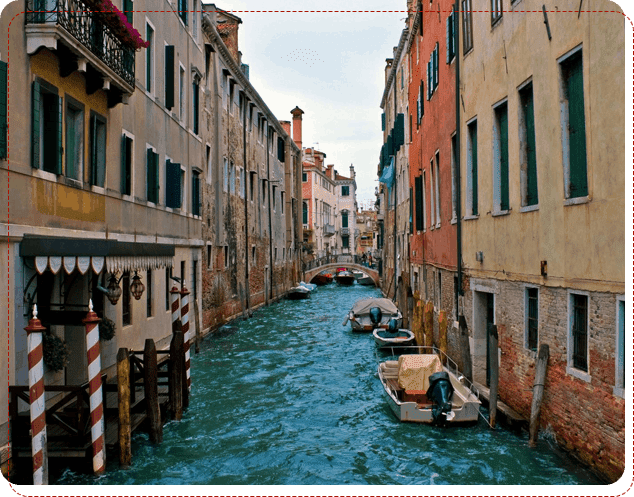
21 235 175 275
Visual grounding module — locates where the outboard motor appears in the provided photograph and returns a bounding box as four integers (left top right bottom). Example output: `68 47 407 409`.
427 371 455 424
384 318 400 337
369 307 383 327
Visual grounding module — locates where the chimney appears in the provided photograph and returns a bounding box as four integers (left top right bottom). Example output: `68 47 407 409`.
350 164 355 179
326 164 334 179
280 120 291 137
385 58 393 86
291 106 304 149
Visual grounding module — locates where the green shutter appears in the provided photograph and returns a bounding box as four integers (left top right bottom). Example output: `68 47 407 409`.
124 0 133 25
565 52 588 198
381 112 385 131
147 149 159 203
415 175 423 230
121 134 128 194
470 123 478 216
166 159 181 208
0 61 7 158
31 81 40 169
192 173 200 215
394 113 405 149
387 133 393 157
165 45 174 109
56 93 62 174
499 105 509 211
409 187 413 234
524 88 538 206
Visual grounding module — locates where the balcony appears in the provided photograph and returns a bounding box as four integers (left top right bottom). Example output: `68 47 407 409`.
340 227 350 236
26 0 136 106
324 224 335 236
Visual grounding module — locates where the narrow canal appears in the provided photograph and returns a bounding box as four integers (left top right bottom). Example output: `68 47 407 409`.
57 284 600 485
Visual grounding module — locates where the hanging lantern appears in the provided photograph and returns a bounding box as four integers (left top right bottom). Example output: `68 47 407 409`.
106 274 122 305
130 271 145 300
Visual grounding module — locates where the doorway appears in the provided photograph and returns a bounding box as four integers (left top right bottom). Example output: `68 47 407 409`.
472 290 495 386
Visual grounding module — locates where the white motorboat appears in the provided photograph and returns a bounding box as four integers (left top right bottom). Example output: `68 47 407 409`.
357 274 375 286
372 328 416 348
344 297 402 332
377 348 481 425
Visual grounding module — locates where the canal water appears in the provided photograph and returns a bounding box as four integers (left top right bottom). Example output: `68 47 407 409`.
57 283 601 485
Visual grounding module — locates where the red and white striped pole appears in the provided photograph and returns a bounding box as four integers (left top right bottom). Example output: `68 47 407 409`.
180 281 191 391
82 299 105 475
170 284 181 333
25 304 48 485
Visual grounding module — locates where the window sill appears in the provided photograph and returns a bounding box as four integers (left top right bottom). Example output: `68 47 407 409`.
90 185 105 195
32 168 58 182
435 222 441 229
564 195 591 206
613 386 624 399
566 366 591 383
63 177 83 189
520 204 539 213
463 214 479 221
491 209 510 217
450 217 457 225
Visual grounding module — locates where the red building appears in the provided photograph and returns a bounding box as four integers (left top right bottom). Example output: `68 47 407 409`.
408 0 458 324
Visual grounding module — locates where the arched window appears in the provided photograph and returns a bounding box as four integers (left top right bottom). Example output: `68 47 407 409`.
341 210 349 228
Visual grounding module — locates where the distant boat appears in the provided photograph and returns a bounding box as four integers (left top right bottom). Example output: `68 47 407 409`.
311 272 333 285
287 286 310 300
357 273 375 286
335 270 355 286
352 270 365 279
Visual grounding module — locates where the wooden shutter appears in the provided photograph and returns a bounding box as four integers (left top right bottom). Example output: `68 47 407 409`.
409 187 413 234
381 112 385 131
277 136 285 162
0 61 6 158
415 175 423 230
121 134 132 195
499 105 509 211
90 114 97 184
123 0 133 25
166 159 181 208
31 81 40 169
56 94 62 174
565 52 588 198
523 88 538 206
165 45 174 110
192 172 200 215
446 15 451 63
469 123 478 215
433 44 438 89
426 59 431 99
147 149 159 203
193 80 199 134
394 113 405 149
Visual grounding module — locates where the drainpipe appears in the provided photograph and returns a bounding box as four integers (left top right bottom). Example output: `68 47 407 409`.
454 0 463 317
242 95 250 314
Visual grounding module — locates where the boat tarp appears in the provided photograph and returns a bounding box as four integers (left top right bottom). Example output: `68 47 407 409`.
397 354 443 392
351 298 399 316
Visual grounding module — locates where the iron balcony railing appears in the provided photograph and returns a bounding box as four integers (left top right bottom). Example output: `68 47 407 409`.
26 0 135 88
324 224 335 236
340 227 350 236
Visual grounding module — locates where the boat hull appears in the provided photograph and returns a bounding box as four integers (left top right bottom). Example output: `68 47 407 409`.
287 288 310 300
311 274 333 285
372 329 416 348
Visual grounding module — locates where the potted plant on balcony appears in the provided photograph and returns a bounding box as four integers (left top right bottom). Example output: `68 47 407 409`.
85 0 150 50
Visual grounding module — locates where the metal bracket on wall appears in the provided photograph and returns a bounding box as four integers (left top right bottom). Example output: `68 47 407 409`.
542 5 552 41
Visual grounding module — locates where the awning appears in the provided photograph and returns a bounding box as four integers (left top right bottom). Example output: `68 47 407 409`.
21 235 175 275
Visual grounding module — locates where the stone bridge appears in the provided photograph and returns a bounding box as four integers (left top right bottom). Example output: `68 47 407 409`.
303 255 380 287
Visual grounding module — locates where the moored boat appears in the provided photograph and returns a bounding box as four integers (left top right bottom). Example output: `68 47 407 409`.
344 297 402 331
357 274 375 286
335 270 355 286
311 272 333 285
377 347 481 425
372 327 416 348
287 286 310 300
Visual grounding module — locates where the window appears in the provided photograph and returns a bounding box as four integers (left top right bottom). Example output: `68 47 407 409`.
615 297 625 396
493 101 509 212
491 0 503 24
341 211 348 228
229 79 235 115
569 293 589 374
249 171 256 201
65 97 84 181
429 158 435 226
446 8 456 63
146 22 154 93
272 185 277 211
280 191 285 214
192 260 198 301
229 161 235 194
165 158 182 208
426 44 439 100
180 168 186 211
466 120 478 216
224 246 228 268
0 60 6 158
146 269 153 317
261 179 267 206
178 0 188 25
123 0 133 24
277 136 285 162
31 80 62 173
192 0 198 39
560 48 588 199
165 267 171 311
434 151 441 226
192 78 200 135
192 170 200 216
302 201 308 224
525 287 538 351
165 45 175 109
342 235 349 248
206 144 212 185
207 244 212 269
519 82 538 207
422 170 427 230
415 175 423 231
146 148 159 203
341 185 350 196
302 172 307 182
122 272 131 326
121 133 133 196
223 157 228 192
89 112 106 187
462 0 473 53
179 65 186 122
239 167 245 198
451 134 457 221
417 80 424 125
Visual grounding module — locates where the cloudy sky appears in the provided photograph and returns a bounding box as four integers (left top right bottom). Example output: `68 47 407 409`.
208 1 408 208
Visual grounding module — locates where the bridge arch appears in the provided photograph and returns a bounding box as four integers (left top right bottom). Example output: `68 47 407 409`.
304 262 380 287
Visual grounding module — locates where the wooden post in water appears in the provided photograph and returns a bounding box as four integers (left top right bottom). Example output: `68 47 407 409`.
488 324 499 428
117 348 132 468
438 310 448 364
529 344 549 447
458 315 473 383
424 301 434 347
169 329 184 421
194 298 202 354
143 339 162 443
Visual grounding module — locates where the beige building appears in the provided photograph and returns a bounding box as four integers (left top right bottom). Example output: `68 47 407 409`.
459 2 625 481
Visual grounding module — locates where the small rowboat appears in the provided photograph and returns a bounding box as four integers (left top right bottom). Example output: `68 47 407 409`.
372 328 416 349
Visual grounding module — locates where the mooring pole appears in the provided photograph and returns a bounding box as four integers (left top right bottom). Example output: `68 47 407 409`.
529 344 550 447
488 324 499 429
117 347 131 468
24 305 48 485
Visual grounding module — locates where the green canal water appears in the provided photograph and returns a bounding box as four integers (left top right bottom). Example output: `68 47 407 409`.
57 284 601 485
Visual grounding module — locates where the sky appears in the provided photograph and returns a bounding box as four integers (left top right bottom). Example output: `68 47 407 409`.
207 1 408 209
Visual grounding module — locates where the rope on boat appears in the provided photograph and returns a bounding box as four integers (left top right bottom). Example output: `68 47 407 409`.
478 407 495 429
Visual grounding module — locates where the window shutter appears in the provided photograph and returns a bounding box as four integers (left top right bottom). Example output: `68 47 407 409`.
147 149 159 203
123 0 133 25
415 175 423 230
381 112 385 131
192 173 200 215
121 135 130 195
56 94 63 174
426 59 431 99
277 136 285 162
166 160 181 208
31 81 40 169
446 15 450 64
499 108 509 211
395 113 405 149
90 114 97 184
165 45 174 109
193 80 199 134
409 187 413 234
433 44 438 89
387 133 393 158
0 61 6 158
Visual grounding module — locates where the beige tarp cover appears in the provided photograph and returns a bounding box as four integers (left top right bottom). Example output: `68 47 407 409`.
398 354 443 392
351 298 399 316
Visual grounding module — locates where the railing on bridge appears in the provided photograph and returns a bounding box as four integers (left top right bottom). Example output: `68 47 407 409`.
302 254 378 272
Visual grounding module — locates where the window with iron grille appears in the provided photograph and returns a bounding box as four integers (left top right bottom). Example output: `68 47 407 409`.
526 287 538 351
570 293 588 372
